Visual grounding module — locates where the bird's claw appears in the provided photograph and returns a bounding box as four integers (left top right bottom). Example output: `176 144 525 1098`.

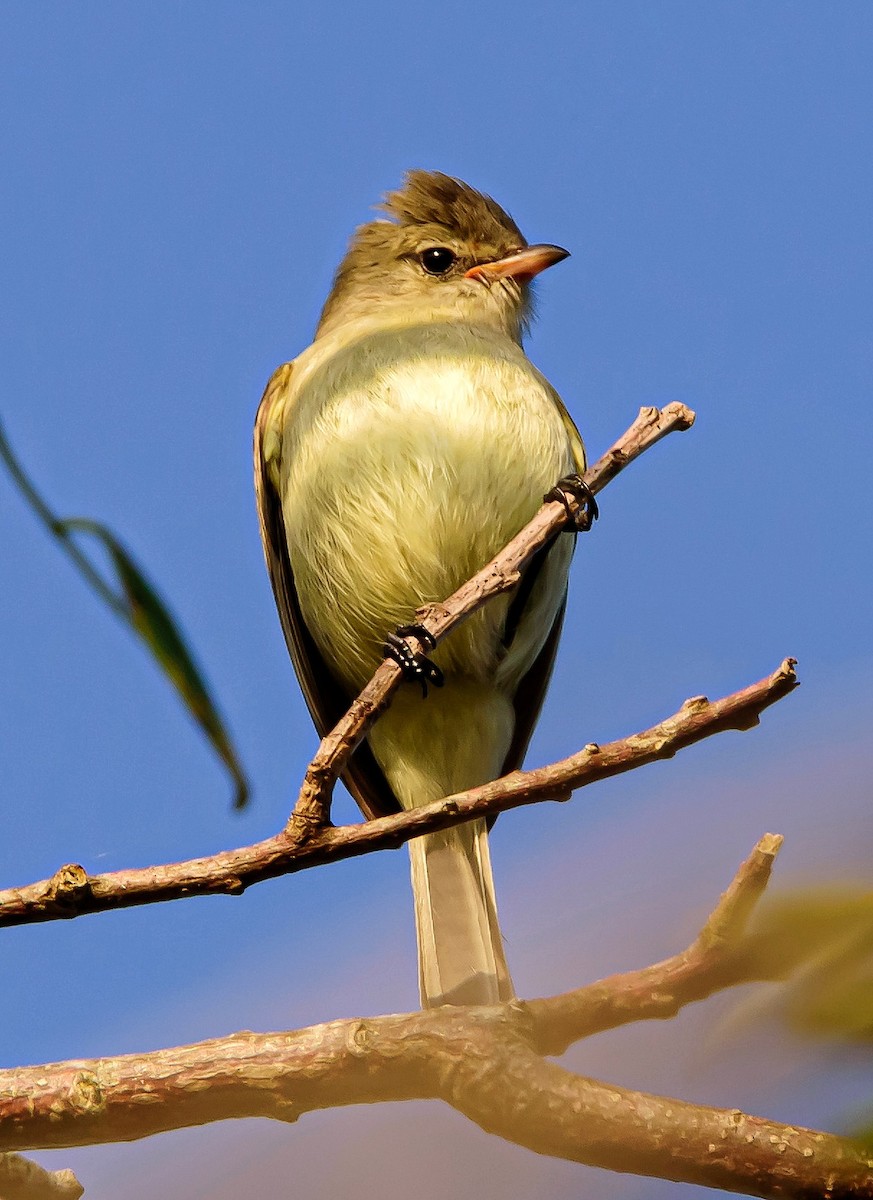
384 624 444 698
544 474 599 532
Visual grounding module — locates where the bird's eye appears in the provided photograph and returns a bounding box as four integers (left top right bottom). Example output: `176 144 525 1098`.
419 247 457 276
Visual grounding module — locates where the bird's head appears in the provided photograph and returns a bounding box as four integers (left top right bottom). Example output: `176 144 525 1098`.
315 170 569 343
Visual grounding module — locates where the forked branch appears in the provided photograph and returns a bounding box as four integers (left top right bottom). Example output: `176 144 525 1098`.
0 403 800 931
0 404 733 934
1 838 870 1200
0 404 847 1198
0 660 796 928
292 401 695 826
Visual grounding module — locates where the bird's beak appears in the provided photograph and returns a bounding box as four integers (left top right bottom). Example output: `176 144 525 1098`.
465 243 570 284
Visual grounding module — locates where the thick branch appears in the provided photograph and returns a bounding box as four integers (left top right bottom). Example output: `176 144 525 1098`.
0 659 796 929
1 904 870 1200
7 1032 871 1199
293 401 695 826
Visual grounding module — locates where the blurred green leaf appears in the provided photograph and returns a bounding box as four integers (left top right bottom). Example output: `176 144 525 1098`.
744 890 873 1043
717 889 873 1052
848 1111 873 1150
1 418 249 809
705 887 873 1141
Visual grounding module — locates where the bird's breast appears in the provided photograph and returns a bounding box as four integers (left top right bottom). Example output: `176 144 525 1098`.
282 323 575 691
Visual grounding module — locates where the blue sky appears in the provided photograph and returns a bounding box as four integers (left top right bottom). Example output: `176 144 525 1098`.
2 3 872 1197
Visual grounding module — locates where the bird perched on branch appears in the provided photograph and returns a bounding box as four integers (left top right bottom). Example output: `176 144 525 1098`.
255 170 586 1007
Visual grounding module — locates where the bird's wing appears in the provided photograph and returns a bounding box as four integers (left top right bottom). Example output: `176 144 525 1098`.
502 595 566 779
499 389 584 778
254 363 400 820
552 391 587 476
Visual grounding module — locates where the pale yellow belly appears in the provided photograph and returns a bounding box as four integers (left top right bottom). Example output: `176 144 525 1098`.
282 327 575 696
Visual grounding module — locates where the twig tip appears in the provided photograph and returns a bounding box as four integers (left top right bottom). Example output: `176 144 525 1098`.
665 401 696 429
756 832 784 859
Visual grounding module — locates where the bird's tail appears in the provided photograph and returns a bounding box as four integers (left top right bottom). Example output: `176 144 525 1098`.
368 680 516 1007
408 818 514 1007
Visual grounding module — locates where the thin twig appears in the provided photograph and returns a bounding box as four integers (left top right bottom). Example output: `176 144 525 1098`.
292 402 695 827
0 660 797 929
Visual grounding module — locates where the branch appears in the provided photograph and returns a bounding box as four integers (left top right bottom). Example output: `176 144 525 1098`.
526 832 787 1055
0 840 870 1200
0 404 704 927
292 401 695 826
0 659 797 929
0 1154 82 1200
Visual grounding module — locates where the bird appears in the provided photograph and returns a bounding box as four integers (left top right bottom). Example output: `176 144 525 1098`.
254 170 586 1008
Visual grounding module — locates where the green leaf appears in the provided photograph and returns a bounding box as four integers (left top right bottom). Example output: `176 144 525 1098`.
62 519 250 809
1 418 249 808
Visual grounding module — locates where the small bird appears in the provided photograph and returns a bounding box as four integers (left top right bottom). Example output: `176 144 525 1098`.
255 171 585 1007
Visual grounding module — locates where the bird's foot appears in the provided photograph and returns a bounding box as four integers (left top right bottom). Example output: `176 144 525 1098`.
384 624 444 698
544 474 599 532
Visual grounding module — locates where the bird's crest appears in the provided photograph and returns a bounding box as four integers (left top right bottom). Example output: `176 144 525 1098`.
380 170 525 246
